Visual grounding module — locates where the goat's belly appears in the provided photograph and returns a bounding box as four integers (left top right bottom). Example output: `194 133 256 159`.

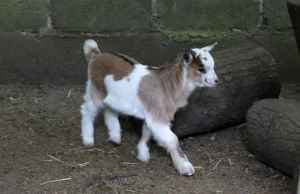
103 94 145 119
103 64 149 119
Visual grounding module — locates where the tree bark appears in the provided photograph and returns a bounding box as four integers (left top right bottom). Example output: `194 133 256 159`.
246 98 300 177
131 44 281 138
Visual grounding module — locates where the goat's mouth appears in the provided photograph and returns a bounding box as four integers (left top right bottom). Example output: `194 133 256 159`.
205 80 216 87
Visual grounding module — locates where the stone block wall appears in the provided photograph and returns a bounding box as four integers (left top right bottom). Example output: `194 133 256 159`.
0 0 293 33
0 0 299 84
0 0 50 32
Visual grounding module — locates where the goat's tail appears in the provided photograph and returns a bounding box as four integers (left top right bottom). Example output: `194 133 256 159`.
83 39 100 63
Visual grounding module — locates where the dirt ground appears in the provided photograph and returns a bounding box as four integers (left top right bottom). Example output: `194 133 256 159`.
0 84 292 194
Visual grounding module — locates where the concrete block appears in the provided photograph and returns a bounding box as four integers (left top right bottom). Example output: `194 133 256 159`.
0 0 49 32
264 0 292 29
252 34 300 83
51 0 151 32
158 0 258 31
1 33 299 85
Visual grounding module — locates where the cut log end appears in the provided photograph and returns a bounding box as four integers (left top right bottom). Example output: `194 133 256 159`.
246 98 300 177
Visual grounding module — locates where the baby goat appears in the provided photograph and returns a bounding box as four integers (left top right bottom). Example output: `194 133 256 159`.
81 39 219 176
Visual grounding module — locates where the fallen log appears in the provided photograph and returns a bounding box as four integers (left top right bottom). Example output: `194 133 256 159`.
131 44 281 138
245 98 300 177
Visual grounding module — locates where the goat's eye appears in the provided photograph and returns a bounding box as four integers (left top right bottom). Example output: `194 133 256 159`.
198 68 206 74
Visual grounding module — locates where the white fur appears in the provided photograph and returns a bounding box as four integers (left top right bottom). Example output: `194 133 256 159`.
84 39 99 56
104 108 121 144
144 118 195 175
81 81 103 147
103 64 150 119
81 64 150 147
192 42 219 87
137 124 151 163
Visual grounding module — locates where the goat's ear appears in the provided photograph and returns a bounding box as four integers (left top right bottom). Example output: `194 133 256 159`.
204 42 218 52
182 50 193 65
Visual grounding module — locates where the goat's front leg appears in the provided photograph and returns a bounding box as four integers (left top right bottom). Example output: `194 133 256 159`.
147 122 195 176
137 122 151 163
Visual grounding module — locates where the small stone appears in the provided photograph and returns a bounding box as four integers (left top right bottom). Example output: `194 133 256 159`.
232 28 243 33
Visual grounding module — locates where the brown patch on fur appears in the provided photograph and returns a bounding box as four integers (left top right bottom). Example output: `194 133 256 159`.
89 53 138 97
113 52 139 65
189 50 205 69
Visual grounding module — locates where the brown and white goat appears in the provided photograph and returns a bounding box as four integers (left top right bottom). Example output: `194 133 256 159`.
81 39 219 176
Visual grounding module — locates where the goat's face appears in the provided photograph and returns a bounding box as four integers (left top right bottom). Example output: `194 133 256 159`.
183 42 219 88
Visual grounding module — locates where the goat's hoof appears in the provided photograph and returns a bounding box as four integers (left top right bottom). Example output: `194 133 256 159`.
137 152 150 163
83 138 95 148
107 138 121 146
177 161 195 176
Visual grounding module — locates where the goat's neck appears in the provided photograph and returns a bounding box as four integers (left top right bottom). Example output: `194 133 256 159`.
155 62 190 108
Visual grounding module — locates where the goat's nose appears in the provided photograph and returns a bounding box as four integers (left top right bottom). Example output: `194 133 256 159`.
215 79 219 83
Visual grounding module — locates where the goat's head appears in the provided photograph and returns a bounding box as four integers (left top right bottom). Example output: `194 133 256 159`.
183 42 219 88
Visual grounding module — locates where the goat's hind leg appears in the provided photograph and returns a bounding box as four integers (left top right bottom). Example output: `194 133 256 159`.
137 122 151 163
104 107 122 145
81 87 103 147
